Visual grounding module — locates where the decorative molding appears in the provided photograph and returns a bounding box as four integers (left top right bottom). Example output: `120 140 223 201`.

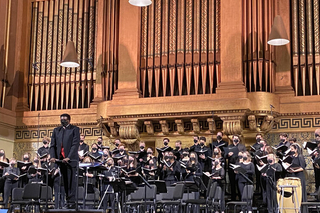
160 120 169 135
175 119 184 134
15 126 103 140
107 121 118 137
219 115 245 135
275 117 320 129
191 118 200 134
144 121 154 135
118 121 140 144
206 118 216 133
248 115 257 131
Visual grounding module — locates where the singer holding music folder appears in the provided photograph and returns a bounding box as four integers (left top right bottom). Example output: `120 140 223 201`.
49 113 80 209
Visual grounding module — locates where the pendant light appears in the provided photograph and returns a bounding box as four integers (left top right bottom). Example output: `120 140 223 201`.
60 41 80 68
129 0 152 7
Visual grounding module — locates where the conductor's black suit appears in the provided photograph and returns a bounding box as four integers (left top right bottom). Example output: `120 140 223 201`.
50 124 80 205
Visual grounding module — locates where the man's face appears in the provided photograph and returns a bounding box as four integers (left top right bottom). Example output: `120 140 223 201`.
175 143 181 149
80 135 85 141
315 132 320 141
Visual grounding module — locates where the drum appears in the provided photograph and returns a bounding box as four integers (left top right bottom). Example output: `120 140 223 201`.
276 177 302 213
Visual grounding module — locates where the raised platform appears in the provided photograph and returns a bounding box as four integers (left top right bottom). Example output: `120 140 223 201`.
44 210 104 213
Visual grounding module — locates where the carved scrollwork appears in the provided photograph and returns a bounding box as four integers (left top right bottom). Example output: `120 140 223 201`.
219 115 245 135
117 121 140 144
260 115 275 133
175 119 184 134
248 115 257 131
191 118 200 134
159 120 169 135
107 121 118 137
96 117 111 137
206 118 216 133
144 121 154 135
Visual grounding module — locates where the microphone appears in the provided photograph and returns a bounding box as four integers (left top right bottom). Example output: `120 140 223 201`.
270 104 275 109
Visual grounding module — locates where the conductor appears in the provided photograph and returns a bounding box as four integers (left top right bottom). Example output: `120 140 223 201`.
49 114 80 209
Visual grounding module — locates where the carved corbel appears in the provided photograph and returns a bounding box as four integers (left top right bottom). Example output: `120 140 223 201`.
248 115 257 131
219 115 245 135
117 121 140 144
175 119 184 134
144 121 154 135
260 115 275 133
108 121 118 137
191 119 200 134
206 118 216 133
96 117 111 137
159 120 169 135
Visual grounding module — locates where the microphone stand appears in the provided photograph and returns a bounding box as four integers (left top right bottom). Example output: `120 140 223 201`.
138 173 151 213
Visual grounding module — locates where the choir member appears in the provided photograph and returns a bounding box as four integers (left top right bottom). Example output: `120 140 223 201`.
173 140 183 161
285 144 307 210
101 148 110 164
78 134 89 161
82 156 97 197
312 129 320 192
38 136 50 161
97 136 104 151
157 138 173 164
3 158 20 208
112 139 121 154
205 158 225 213
190 135 200 152
210 132 228 157
18 152 32 187
261 154 282 213
88 143 102 162
101 158 117 213
0 149 9 199
184 152 202 181
225 135 246 200
235 151 254 213
145 147 157 167
195 136 211 172
137 141 147 166
122 155 140 185
212 147 225 168
27 157 43 183
162 151 181 186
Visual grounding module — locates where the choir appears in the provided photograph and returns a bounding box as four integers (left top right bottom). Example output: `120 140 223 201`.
0 130 319 213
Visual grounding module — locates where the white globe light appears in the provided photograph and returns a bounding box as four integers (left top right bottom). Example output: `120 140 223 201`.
129 0 152 7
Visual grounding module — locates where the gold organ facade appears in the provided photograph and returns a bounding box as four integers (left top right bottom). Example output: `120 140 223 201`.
0 0 319 190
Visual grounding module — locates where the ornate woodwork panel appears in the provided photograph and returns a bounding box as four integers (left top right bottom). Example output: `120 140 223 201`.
28 0 98 111
242 0 275 92
291 0 320 96
140 0 221 97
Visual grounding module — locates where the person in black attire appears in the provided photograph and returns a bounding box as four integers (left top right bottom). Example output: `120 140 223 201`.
27 157 43 183
38 137 50 162
162 151 181 186
157 138 173 164
0 149 9 199
19 152 32 187
137 141 147 167
173 140 183 161
101 148 110 164
195 136 211 172
190 135 200 152
252 136 266 195
206 158 225 213
3 158 20 208
225 134 246 201
88 143 102 162
101 158 117 213
97 136 104 151
312 129 320 193
210 132 228 157
49 113 80 209
276 133 291 178
111 139 121 157
261 154 282 213
78 134 89 162
184 152 202 181
285 143 307 211
142 149 158 180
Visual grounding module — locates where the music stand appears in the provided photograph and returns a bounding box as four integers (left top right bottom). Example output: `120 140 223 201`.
148 180 167 193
